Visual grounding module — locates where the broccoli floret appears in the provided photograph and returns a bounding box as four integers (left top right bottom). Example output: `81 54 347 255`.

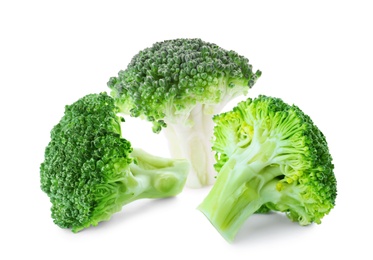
198 95 337 242
40 92 189 232
108 38 261 188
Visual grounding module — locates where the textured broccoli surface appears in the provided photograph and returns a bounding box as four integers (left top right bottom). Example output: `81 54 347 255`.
40 93 189 232
198 95 337 242
108 38 261 187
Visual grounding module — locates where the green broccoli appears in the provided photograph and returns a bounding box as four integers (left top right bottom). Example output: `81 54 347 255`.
40 92 189 232
107 38 261 188
198 95 337 242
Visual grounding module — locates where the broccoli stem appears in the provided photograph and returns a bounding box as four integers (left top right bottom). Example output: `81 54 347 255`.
129 148 189 198
163 104 219 188
76 149 189 233
198 133 285 241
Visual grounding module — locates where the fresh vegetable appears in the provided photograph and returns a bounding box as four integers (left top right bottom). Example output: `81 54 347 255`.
108 38 261 188
40 92 189 232
198 95 337 242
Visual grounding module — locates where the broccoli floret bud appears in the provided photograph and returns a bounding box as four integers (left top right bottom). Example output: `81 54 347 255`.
108 38 261 188
40 93 189 232
198 95 337 242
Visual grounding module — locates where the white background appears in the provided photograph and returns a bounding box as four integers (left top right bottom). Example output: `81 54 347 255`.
1 0 372 259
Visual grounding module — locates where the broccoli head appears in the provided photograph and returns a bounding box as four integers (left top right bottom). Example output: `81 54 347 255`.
40 92 189 232
198 95 337 242
108 38 261 187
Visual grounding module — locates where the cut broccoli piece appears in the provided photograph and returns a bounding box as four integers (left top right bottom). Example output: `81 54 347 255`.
198 95 337 242
108 38 261 188
40 92 189 232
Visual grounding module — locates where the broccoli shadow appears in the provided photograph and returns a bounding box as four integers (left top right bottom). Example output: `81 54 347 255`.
84 197 179 232
233 212 313 244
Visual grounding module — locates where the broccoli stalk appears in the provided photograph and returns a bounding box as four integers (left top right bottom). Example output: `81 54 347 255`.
163 103 222 187
40 93 189 232
198 96 337 242
108 38 261 188
129 148 189 199
83 147 189 234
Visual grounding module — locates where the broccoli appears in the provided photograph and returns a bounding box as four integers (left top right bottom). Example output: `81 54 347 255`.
40 92 189 232
198 95 337 242
107 38 261 188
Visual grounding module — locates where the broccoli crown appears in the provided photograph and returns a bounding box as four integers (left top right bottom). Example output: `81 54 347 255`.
108 38 261 132
40 93 134 231
214 95 336 222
